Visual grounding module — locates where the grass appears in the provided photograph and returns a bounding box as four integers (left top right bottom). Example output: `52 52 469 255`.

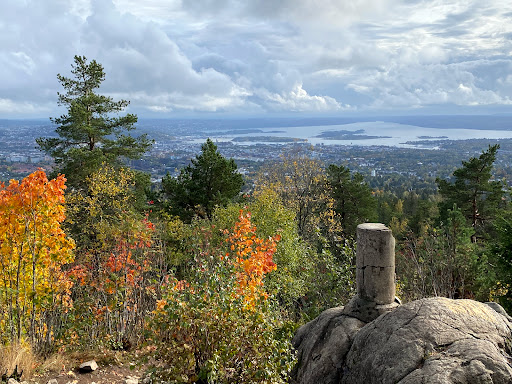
0 342 36 380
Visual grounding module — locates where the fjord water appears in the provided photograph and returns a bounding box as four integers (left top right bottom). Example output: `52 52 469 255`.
176 117 512 148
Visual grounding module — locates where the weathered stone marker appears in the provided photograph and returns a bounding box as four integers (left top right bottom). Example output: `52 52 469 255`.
291 222 512 384
356 223 396 305
343 223 399 322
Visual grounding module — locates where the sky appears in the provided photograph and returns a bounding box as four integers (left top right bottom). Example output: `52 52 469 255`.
1 0 512 118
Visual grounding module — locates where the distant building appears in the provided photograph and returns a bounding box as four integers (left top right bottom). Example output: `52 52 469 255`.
8 155 28 163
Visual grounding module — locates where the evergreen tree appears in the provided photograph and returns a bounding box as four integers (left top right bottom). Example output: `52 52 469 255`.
162 138 244 221
37 55 152 187
490 214 512 311
327 164 377 238
437 144 504 242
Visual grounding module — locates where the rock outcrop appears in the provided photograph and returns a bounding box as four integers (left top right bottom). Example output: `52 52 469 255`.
291 307 366 384
292 222 512 383
291 297 512 384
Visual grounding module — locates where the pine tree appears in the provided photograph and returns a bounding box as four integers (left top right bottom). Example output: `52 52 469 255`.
162 138 244 221
437 144 504 242
37 55 152 187
327 164 376 237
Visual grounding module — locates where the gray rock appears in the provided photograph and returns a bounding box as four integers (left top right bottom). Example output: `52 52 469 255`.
290 306 366 384
78 360 98 373
342 297 512 384
46 380 58 384
292 297 512 384
7 378 19 384
485 301 512 322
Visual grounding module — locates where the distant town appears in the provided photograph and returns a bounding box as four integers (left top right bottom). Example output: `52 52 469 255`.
2 117 512 194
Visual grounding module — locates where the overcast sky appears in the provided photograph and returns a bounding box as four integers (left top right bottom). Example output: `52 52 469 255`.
2 0 512 118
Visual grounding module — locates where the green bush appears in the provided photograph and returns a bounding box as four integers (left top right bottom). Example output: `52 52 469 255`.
149 215 296 383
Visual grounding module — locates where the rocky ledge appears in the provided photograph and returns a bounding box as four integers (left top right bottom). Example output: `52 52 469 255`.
291 297 512 384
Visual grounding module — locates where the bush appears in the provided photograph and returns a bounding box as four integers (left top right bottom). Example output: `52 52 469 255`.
149 210 296 383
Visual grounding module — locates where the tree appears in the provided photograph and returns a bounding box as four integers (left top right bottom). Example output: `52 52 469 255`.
66 163 144 250
37 55 152 187
162 138 244 221
437 144 505 242
326 164 376 238
0 170 75 348
65 163 161 348
489 214 512 311
210 191 314 315
397 206 477 301
255 150 330 245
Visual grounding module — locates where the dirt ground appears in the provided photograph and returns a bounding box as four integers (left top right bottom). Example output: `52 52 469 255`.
25 363 146 384
21 351 152 384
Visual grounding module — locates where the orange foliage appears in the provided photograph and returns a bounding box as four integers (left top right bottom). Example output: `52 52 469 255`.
226 210 279 308
156 210 280 314
68 213 157 344
0 169 75 342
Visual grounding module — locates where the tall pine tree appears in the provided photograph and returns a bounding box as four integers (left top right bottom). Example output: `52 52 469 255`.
37 55 152 187
437 144 504 242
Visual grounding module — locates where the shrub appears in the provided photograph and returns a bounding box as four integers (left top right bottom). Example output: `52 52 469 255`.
149 210 296 383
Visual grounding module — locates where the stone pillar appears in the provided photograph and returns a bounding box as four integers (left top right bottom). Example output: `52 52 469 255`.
356 223 396 305
343 223 399 322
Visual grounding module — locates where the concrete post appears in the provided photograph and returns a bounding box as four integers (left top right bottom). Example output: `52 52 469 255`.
356 223 396 305
342 223 399 322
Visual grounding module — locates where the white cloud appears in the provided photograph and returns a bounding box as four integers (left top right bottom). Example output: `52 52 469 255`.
180 0 391 27
0 98 51 115
254 83 345 112
348 59 512 109
1 0 512 116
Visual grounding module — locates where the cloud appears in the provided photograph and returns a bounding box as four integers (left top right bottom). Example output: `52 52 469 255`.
254 83 346 112
180 0 391 26
0 0 349 116
0 98 52 115
1 0 512 117
347 59 512 109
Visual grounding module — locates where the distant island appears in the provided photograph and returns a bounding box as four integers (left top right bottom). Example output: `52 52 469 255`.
316 129 392 140
231 136 307 143
417 135 449 139
222 129 265 135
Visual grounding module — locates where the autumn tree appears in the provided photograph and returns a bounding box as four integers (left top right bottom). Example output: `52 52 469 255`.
162 138 244 221
37 55 152 187
66 163 143 250
0 170 75 349
65 163 161 347
255 150 331 245
245 188 354 317
437 144 505 242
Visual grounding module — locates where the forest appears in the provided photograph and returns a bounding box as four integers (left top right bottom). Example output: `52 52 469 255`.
2 56 512 383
